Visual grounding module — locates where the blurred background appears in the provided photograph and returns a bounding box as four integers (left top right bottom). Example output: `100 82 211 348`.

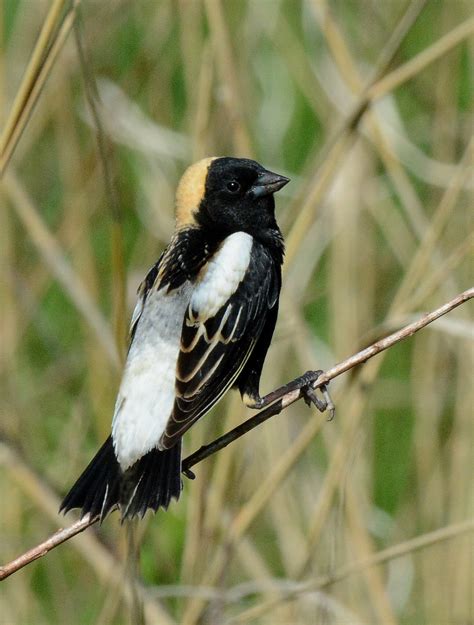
1 1 473 624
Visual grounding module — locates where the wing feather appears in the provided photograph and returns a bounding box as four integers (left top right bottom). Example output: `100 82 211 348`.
160 241 280 449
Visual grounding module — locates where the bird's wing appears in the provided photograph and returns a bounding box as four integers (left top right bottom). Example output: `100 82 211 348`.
112 231 211 470
129 229 211 342
129 256 163 342
160 240 280 449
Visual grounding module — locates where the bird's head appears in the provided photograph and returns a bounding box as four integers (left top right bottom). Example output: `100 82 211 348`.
175 157 289 240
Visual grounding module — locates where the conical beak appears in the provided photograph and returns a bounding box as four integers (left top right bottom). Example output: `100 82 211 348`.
250 170 290 198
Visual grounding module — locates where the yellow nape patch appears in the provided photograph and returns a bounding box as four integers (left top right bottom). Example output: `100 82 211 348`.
175 157 217 228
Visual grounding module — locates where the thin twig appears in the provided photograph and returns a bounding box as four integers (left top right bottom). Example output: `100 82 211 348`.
0 514 94 578
182 287 473 471
0 442 174 623
0 287 472 582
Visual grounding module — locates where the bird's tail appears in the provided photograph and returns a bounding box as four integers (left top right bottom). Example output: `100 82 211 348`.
60 436 182 521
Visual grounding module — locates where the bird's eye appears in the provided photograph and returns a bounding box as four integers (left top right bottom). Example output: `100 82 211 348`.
226 180 241 193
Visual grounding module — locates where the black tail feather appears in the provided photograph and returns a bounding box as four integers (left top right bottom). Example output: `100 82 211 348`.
60 436 182 521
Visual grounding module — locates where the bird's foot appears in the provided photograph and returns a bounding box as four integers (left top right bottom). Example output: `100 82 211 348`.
301 371 335 421
244 369 335 420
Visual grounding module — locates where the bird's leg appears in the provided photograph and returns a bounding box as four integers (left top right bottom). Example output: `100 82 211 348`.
244 370 334 419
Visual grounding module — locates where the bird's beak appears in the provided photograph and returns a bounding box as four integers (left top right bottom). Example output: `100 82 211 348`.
250 170 290 198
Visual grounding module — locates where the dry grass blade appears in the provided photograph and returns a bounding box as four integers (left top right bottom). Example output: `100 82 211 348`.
410 232 474 311
178 289 473 625
392 138 474 310
230 519 474 624
0 0 67 151
313 0 469 313
73 14 127 362
0 1 78 175
0 442 175 624
314 0 429 91
3 172 120 367
368 16 474 101
284 0 428 266
2 289 470 586
204 0 253 155
342 487 398 625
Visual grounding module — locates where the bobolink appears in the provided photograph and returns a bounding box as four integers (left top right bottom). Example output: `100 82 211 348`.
61 157 289 521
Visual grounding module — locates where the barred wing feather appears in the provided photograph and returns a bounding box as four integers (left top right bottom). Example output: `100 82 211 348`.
160 242 279 449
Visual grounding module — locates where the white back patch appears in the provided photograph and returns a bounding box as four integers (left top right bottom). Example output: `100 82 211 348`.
191 232 253 320
111 231 253 470
112 283 192 469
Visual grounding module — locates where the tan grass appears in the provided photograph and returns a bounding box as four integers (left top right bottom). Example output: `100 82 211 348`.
1 2 472 624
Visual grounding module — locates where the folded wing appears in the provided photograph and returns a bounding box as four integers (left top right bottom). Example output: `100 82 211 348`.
160 238 280 449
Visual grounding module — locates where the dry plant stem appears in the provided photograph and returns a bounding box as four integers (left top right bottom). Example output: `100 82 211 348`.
0 0 68 152
204 0 253 156
0 514 94 579
1 288 471 583
368 16 474 101
284 0 428 266
284 4 473 268
229 519 474 624
73 14 127 361
0 1 79 174
0 443 175 622
3 172 120 368
182 287 473 471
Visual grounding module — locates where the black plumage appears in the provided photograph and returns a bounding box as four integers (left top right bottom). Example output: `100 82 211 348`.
60 156 289 521
165 240 281 447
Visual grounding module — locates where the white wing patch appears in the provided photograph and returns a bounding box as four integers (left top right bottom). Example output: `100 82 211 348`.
112 283 192 470
190 232 253 320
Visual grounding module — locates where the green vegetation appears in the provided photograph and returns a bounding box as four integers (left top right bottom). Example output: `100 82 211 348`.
1 1 472 624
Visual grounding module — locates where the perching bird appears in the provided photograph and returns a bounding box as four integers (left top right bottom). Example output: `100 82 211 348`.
60 156 289 521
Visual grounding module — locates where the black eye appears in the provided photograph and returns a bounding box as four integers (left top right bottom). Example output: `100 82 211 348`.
226 180 241 193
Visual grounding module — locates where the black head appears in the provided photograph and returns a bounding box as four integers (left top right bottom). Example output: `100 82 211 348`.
175 157 289 244
199 157 289 237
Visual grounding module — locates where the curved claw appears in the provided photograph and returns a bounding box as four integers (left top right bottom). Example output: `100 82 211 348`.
303 393 313 408
302 374 336 420
304 387 327 412
320 384 335 421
